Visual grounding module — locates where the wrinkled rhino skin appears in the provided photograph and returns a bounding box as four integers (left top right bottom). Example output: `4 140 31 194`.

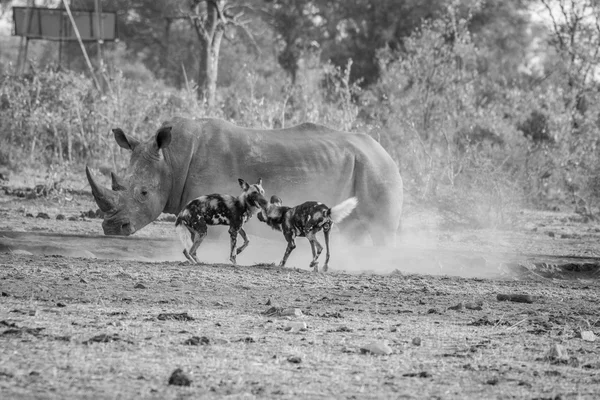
86 117 403 246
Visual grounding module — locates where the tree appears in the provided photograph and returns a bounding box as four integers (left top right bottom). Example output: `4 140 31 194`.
265 0 447 86
188 0 258 110
540 0 600 124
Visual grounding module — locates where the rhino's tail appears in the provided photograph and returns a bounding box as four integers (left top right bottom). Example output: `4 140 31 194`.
175 210 193 251
329 197 358 224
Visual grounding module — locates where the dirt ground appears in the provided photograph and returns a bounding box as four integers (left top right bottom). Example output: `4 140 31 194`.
1 175 600 399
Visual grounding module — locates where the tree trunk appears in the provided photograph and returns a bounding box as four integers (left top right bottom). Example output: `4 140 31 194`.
196 0 224 112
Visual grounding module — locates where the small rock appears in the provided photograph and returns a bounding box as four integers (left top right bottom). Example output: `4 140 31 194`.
465 302 483 311
265 298 271 306
183 336 210 346
157 312 195 321
262 307 303 317
11 249 33 256
486 377 499 385
1 292 9 297
168 368 191 386
79 278 88 284
287 356 302 364
547 231 555 238
68 216 78 221
448 302 463 311
25 213 34 218
546 344 569 361
211 338 230 345
56 302 66 308
390 326 397 333
497 294 534 304
412 337 422 346
578 330 597 342
134 283 147 289
427 308 439 314
328 325 352 333
35 212 50 219
284 321 307 332
360 341 393 355
56 214 65 221
84 333 122 344
402 371 431 378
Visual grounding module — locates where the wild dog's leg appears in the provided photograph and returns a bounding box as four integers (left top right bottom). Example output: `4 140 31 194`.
236 227 250 255
306 230 323 272
322 226 331 272
228 226 239 264
188 223 207 264
183 248 195 264
279 232 296 268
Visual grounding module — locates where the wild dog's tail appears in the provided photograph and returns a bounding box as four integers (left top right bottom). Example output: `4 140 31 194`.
329 197 358 223
175 209 193 251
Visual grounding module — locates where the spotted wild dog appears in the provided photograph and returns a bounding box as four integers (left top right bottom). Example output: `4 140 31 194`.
256 195 358 272
175 178 264 265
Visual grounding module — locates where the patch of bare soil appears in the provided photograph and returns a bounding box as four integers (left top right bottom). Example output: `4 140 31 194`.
0 177 599 398
0 254 599 399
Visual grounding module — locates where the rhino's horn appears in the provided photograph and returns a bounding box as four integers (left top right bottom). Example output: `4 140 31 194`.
86 166 118 212
110 172 127 191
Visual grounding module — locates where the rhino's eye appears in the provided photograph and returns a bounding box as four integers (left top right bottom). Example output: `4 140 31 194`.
141 189 148 197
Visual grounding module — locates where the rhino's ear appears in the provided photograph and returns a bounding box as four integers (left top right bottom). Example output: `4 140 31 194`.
256 178 262 186
238 178 250 190
154 126 172 151
113 128 140 151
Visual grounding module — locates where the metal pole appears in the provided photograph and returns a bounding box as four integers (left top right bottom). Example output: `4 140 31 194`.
94 0 104 70
16 0 34 74
62 0 102 91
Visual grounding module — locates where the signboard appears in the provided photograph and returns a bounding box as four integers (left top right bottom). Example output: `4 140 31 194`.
13 6 117 41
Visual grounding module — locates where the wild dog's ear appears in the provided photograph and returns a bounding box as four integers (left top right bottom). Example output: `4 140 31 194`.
238 178 250 190
270 195 282 205
113 128 140 151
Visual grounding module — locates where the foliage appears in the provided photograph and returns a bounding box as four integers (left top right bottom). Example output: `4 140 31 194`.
3 0 600 222
366 11 526 226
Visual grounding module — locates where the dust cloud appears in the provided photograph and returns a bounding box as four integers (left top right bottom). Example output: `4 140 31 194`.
156 207 518 279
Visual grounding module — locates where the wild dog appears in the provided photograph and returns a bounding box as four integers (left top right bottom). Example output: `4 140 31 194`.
175 178 264 264
256 195 358 272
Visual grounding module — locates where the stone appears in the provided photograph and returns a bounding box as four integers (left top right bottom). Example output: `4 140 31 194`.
183 336 210 346
546 344 569 361
11 249 33 256
285 321 307 332
578 331 597 342
168 368 191 386
360 341 393 355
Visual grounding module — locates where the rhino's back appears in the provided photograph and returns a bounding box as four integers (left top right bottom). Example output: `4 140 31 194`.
165 117 400 210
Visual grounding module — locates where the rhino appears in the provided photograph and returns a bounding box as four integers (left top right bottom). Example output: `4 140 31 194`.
85 117 403 246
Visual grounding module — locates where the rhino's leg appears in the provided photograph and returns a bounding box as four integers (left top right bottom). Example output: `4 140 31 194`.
235 227 250 255
188 223 207 264
339 217 370 245
279 232 296 268
228 226 239 264
322 227 331 272
370 227 396 247
306 231 323 272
